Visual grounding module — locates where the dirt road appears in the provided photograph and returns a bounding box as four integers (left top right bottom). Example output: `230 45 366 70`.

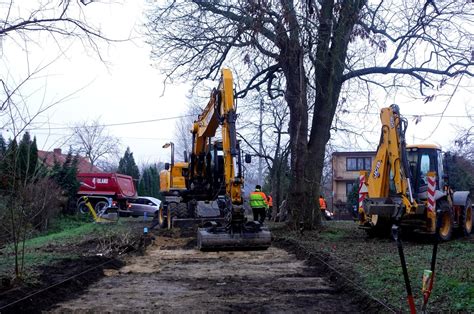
50 235 361 312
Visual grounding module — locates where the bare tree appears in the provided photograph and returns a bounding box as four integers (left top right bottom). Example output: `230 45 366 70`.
174 103 203 160
147 1 473 230
238 93 290 219
0 0 124 280
0 0 115 59
71 118 121 171
453 119 474 161
1 0 123 153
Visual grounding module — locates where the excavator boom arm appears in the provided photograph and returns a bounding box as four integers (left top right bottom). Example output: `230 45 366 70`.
191 69 242 205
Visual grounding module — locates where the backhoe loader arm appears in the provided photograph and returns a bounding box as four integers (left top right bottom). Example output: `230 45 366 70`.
191 68 242 205
367 105 412 199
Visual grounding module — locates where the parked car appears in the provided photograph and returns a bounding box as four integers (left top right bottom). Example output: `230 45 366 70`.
129 196 162 218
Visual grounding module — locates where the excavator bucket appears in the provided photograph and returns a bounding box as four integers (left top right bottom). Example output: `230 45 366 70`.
197 221 272 251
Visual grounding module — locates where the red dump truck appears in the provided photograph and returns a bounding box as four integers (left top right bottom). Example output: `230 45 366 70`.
76 173 137 215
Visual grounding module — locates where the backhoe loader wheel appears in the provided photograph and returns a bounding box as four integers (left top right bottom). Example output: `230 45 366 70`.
460 198 473 236
437 200 453 241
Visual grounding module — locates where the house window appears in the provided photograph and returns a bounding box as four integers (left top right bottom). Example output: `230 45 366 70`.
346 182 356 196
346 157 372 171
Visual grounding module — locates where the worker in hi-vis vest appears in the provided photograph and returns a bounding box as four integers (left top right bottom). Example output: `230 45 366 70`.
249 185 268 224
319 194 333 220
266 194 273 219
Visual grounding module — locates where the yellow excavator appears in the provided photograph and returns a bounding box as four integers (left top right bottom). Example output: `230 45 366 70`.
358 104 472 240
159 68 271 250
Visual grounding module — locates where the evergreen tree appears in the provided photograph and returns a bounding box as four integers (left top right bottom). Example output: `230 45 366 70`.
138 164 163 199
30 136 38 177
444 152 474 192
118 147 140 180
51 157 62 177
0 133 6 156
52 149 79 193
0 138 18 190
17 132 38 183
51 148 80 213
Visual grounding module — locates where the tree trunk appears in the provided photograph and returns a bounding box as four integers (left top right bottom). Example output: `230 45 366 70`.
282 47 311 229
307 0 366 227
286 0 366 230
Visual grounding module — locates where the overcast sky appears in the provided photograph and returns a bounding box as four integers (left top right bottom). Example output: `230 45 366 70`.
1 0 190 165
0 1 472 168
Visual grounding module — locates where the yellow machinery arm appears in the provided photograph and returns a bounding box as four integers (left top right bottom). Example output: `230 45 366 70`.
366 105 416 211
191 68 243 205
159 68 271 250
194 69 271 250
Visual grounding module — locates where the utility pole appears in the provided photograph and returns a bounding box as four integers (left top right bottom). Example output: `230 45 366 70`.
258 98 264 183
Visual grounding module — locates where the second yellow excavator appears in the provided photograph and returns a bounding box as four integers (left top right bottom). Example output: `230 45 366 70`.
159 68 271 250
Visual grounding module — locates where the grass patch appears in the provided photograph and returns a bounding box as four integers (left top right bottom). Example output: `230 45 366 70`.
0 216 142 279
0 252 79 277
272 220 474 312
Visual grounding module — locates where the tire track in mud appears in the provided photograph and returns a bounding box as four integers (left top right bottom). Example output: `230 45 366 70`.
50 236 361 313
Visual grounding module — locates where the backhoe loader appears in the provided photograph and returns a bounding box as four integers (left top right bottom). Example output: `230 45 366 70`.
159 68 271 250
358 104 472 240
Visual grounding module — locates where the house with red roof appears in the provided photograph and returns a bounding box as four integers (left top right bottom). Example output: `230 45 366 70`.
37 148 102 173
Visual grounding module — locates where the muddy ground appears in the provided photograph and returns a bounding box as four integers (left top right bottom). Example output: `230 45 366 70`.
44 234 368 313
1 220 403 313
2 218 472 312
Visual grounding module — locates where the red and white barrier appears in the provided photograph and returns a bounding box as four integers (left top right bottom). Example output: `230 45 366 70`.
427 174 436 212
358 174 368 213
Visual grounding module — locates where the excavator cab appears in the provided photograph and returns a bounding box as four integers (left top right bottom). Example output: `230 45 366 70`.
159 162 189 194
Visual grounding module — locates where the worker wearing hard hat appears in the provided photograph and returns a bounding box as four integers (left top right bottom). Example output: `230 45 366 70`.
249 185 268 224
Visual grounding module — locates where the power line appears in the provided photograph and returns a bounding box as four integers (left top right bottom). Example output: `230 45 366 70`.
1 114 195 131
32 132 172 141
1 111 470 134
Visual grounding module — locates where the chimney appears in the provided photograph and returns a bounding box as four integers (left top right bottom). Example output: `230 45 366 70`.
53 148 62 155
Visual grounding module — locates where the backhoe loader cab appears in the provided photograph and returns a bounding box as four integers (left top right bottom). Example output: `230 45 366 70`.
358 105 472 240
406 144 445 199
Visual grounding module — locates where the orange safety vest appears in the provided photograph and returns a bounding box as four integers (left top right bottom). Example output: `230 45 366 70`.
319 197 327 210
267 195 273 207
